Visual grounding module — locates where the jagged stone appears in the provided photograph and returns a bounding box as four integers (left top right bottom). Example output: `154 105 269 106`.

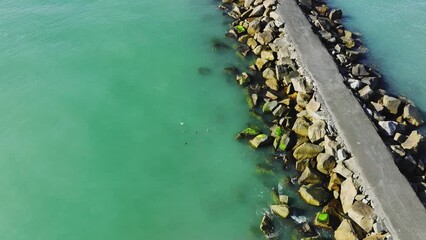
255 57 268 70
298 184 330 206
308 120 326 143
403 104 424 126
329 9 343 21
249 134 270 149
291 77 313 93
261 50 275 61
335 219 358 240
382 95 401 114
340 178 357 213
298 167 323 185
348 201 376 232
401 130 423 152
270 204 290 218
352 64 369 77
255 30 274 45
263 68 276 79
292 117 310 137
249 5 265 17
236 72 250 86
358 85 373 101
293 143 324 161
317 153 336 174
378 121 398 136
247 37 258 49
262 100 278 113
265 78 279 91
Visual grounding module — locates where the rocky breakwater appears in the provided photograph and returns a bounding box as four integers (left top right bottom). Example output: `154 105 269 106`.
218 0 392 239
293 0 426 206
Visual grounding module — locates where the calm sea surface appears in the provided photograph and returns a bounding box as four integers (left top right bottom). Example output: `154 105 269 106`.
0 0 317 239
330 0 426 133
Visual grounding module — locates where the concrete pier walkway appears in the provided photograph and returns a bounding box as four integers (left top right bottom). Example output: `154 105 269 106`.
277 0 426 239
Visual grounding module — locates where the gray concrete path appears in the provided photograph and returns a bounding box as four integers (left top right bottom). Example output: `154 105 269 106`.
277 0 426 239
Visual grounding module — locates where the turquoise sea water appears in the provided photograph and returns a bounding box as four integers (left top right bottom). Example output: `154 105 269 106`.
329 0 426 133
0 0 320 239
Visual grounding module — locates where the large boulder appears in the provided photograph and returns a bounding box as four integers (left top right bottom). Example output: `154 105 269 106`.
382 95 401 114
352 64 369 77
255 30 274 45
298 167 323 185
401 130 424 152
244 0 255 9
340 178 357 213
259 214 275 236
403 104 424 126
247 19 261 36
292 77 313 93
316 153 336 174
298 184 330 206
249 134 270 149
247 37 258 49
358 85 373 101
255 57 268 70
270 204 290 218
348 201 376 232
293 143 324 161
249 5 265 17
334 219 358 240
263 0 277 9
292 117 311 137
378 121 398 136
308 120 326 143
265 78 279 91
262 100 278 113
263 68 276 79
261 50 275 61
296 92 312 108
329 9 343 21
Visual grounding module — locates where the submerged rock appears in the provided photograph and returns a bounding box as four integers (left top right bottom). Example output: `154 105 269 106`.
236 127 261 139
198 67 212 75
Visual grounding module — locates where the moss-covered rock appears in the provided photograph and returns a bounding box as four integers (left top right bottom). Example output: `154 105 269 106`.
249 134 270 149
